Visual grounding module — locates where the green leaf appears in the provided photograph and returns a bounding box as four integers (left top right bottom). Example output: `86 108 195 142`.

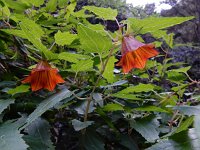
0 119 28 150
28 0 44 7
169 66 191 74
0 29 27 39
83 6 117 20
119 83 154 94
102 56 117 83
172 105 200 116
175 116 194 134
130 116 159 142
77 24 112 54
24 89 72 127
81 129 105 150
147 129 200 150
0 3 10 17
128 16 194 34
23 118 54 150
0 99 15 114
103 103 124 112
7 85 30 96
19 19 57 60
134 106 169 113
72 119 94 131
58 52 91 63
70 59 93 73
54 30 77 46
45 0 57 12
111 93 142 100
119 135 139 150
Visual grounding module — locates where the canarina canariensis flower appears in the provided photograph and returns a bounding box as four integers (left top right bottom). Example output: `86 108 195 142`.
116 35 159 73
22 60 65 91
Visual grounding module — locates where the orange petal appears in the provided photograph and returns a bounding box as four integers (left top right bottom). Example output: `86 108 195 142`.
30 71 44 91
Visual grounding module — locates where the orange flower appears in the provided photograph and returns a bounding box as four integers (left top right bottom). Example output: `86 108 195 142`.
116 35 159 73
22 60 65 91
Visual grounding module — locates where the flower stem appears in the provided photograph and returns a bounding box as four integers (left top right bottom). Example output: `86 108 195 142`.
83 47 116 126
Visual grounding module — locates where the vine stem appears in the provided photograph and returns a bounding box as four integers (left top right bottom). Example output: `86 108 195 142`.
83 46 116 124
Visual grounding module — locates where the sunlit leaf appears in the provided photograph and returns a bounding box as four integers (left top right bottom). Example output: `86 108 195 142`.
77 24 112 54
103 103 124 112
83 6 117 20
7 85 30 96
54 30 77 46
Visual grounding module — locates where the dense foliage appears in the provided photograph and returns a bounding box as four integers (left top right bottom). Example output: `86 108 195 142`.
0 0 200 149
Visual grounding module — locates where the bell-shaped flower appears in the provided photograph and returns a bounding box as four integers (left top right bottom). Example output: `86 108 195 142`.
22 60 65 91
116 35 159 73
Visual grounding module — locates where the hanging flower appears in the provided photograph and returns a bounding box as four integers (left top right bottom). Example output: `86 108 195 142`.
116 35 159 73
22 60 65 91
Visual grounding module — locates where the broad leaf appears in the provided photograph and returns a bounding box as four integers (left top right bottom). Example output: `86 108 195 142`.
24 89 72 127
83 6 117 20
128 16 194 34
0 99 15 114
169 66 191 74
102 56 117 83
112 93 142 100
119 83 154 93
70 59 93 73
77 24 112 54
147 128 200 150
130 116 159 142
81 129 105 150
58 52 90 63
19 18 56 60
54 31 77 46
23 118 54 150
0 119 28 150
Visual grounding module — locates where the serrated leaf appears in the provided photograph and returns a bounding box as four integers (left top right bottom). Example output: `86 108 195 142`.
102 56 117 83
175 116 194 134
82 129 105 150
169 66 191 74
23 118 54 150
0 99 15 114
28 0 44 7
7 85 30 96
146 128 200 150
103 103 124 112
134 106 169 113
1 29 27 39
119 83 154 94
111 93 142 100
130 116 159 142
54 30 77 46
72 119 94 131
83 6 117 20
58 52 90 63
45 0 57 12
77 24 112 54
19 19 57 60
128 16 194 34
0 119 28 150
24 89 72 127
70 59 93 73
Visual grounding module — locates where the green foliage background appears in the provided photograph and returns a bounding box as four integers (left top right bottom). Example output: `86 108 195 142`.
0 0 200 149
